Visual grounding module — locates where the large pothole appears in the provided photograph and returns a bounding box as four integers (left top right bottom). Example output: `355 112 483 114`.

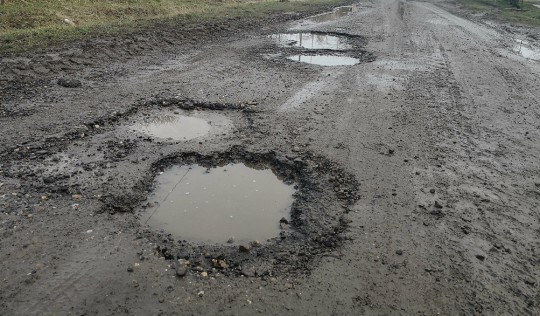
125 148 360 277
141 163 295 244
269 32 353 50
265 31 374 66
126 109 232 142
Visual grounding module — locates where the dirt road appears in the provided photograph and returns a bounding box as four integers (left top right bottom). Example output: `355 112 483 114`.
1 0 539 314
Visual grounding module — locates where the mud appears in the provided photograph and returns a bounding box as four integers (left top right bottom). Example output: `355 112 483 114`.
1 0 539 315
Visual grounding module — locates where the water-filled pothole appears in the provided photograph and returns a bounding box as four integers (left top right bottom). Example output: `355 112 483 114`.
307 5 356 23
142 163 295 244
269 32 352 50
130 113 210 141
287 54 360 66
513 39 540 61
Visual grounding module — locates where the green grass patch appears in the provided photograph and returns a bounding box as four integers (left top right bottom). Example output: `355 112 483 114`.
0 0 345 55
456 0 540 26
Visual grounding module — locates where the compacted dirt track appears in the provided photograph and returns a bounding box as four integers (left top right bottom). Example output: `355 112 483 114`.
1 0 539 314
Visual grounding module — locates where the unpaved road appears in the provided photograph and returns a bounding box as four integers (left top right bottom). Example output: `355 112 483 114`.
1 0 539 314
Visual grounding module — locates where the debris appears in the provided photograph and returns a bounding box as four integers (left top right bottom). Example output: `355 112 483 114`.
239 244 250 253
63 18 76 26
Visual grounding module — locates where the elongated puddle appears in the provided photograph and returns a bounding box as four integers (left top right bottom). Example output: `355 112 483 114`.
131 113 211 141
513 39 540 61
307 6 356 23
142 163 295 244
269 33 352 50
288 54 360 66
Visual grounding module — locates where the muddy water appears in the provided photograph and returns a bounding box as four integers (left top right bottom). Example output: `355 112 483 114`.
270 33 352 50
307 6 356 23
288 54 360 66
130 113 211 140
142 163 295 244
513 39 540 61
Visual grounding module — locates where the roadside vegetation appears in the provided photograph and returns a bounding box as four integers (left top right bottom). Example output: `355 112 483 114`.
456 0 540 25
0 0 344 55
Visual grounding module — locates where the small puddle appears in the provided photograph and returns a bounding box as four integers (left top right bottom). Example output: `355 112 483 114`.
307 6 356 23
287 54 360 66
130 113 211 141
513 39 540 61
142 163 295 244
269 33 352 50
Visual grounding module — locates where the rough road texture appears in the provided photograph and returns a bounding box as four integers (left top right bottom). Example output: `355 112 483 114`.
1 0 539 314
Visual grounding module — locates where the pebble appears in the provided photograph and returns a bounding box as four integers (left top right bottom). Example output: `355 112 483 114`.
197 290 205 297
250 240 261 247
239 245 250 253
175 262 187 277
434 201 443 209
396 249 403 255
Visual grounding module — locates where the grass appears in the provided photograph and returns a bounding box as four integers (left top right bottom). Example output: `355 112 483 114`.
0 0 346 55
456 0 540 26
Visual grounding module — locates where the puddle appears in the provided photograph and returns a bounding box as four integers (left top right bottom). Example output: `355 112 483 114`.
287 54 360 66
513 39 540 61
269 33 352 50
130 113 211 141
142 163 295 244
307 6 356 23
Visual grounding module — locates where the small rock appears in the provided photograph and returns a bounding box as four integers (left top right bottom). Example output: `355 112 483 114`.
434 201 443 209
57 78 82 88
429 188 435 194
127 267 134 272
72 194 82 200
174 262 187 277
211 259 228 269
476 254 486 261
200 271 208 277
197 290 205 297
239 245 250 253
63 18 76 26
227 237 235 244
279 217 289 224
396 249 403 255
250 240 261 247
